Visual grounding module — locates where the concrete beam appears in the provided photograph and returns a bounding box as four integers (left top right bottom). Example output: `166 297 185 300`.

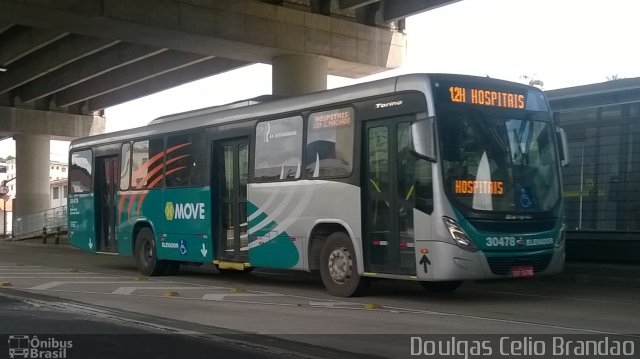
0 106 104 141
87 58 249 111
0 26 69 66
19 43 167 103
0 35 120 94
339 0 379 10
383 0 461 22
55 51 214 108
0 0 405 78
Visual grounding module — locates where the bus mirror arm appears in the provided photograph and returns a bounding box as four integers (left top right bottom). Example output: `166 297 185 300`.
556 127 570 167
411 116 436 162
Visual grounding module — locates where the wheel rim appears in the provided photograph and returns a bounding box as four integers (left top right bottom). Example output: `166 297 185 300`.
327 245 352 284
141 240 153 266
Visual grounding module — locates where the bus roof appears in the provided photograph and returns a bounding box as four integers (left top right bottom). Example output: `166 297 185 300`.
70 73 540 150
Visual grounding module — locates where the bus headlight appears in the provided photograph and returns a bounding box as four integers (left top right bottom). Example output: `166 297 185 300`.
443 216 478 252
555 224 567 248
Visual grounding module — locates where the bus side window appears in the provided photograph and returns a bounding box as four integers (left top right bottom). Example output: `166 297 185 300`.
306 108 354 178
120 143 131 190
70 149 93 194
254 116 303 181
165 132 204 187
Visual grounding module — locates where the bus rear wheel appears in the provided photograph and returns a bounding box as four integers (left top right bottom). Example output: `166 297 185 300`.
320 232 369 297
134 228 166 276
420 280 462 294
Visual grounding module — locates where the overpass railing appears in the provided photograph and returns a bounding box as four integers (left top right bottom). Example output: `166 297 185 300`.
13 206 67 240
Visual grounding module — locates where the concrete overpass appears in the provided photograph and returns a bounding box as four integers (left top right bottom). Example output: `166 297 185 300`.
0 0 459 228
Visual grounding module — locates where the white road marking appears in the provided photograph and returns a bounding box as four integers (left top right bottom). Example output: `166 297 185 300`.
0 276 115 279
29 281 144 290
202 293 285 301
112 286 219 295
381 304 639 336
308 301 363 308
0 272 105 275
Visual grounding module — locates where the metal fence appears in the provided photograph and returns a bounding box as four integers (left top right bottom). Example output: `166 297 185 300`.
13 206 67 240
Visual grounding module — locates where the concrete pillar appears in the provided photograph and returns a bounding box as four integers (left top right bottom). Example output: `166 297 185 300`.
13 134 50 219
272 55 328 97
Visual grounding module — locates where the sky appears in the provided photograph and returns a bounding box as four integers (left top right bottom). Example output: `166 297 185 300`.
2 0 640 159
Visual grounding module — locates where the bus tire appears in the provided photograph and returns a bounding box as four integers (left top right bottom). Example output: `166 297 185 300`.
420 280 462 294
320 232 369 297
134 228 166 276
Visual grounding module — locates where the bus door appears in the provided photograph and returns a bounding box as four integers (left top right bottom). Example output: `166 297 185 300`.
95 156 119 253
213 138 249 263
363 117 418 275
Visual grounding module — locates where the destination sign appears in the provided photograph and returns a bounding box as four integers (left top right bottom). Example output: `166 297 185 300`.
310 108 353 129
449 86 525 109
455 180 504 195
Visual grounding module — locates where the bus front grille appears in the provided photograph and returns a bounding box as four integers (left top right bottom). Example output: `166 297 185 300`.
468 219 557 233
486 253 552 275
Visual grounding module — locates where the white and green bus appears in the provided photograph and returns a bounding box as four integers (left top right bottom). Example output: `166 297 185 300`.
68 73 569 296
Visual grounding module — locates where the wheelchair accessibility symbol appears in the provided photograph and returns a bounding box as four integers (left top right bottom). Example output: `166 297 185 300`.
179 240 188 255
519 187 533 209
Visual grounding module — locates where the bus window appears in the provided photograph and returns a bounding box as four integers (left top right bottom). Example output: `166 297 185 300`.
165 132 205 187
397 122 433 213
70 149 92 194
120 143 131 190
306 108 354 178
131 138 164 189
254 116 303 181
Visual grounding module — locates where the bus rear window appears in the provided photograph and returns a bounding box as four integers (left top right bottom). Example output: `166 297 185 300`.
70 150 92 194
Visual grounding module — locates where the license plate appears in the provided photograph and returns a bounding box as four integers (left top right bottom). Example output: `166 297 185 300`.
511 265 534 278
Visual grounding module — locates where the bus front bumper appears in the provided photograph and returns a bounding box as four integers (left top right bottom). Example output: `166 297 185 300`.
414 241 565 281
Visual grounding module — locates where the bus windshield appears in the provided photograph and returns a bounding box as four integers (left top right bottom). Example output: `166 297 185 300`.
438 107 561 214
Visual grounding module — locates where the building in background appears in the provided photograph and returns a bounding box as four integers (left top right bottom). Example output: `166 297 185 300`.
547 77 640 263
0 158 69 235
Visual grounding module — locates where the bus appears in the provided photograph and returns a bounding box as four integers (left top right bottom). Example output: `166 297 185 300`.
68 73 569 297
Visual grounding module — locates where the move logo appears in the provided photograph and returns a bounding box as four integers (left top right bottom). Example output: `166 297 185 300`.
165 202 206 221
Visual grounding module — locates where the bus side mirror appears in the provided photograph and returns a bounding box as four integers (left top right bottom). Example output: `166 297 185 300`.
415 198 434 213
411 114 436 162
556 127 570 167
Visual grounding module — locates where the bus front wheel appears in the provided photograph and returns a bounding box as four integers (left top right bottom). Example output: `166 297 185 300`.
134 228 166 276
320 232 370 297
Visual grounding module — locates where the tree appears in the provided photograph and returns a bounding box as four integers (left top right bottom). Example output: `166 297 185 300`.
607 74 622 81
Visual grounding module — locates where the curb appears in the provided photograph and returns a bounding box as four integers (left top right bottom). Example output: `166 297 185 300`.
2 238 72 249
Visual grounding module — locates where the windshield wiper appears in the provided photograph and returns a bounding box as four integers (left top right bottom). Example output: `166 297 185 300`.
474 111 508 154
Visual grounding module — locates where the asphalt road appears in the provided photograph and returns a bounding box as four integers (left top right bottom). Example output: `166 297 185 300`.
0 290 312 359
1 239 639 359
